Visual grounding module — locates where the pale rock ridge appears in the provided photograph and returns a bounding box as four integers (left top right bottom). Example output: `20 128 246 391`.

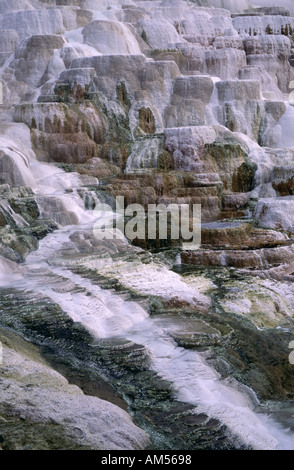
254 198 294 231
13 101 107 164
1 0 293 197
0 30 19 54
0 122 37 188
251 0 294 16
0 342 149 450
207 0 252 12
82 20 142 55
243 34 292 92
59 44 102 69
2 0 293 209
233 14 294 37
138 18 186 49
174 43 247 79
0 0 33 14
164 126 217 172
0 10 65 42
239 65 283 101
13 35 66 88
166 75 214 127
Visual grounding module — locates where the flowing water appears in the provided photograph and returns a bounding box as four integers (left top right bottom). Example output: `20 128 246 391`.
1 157 294 450
277 104 294 149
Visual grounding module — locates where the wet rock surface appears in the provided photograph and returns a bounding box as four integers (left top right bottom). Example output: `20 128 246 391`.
0 184 57 262
0 328 149 450
0 287 248 450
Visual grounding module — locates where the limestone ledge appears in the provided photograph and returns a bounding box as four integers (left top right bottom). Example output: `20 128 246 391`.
0 328 149 450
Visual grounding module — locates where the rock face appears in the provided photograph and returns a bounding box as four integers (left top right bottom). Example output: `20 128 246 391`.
251 0 294 16
0 329 149 450
14 102 107 163
0 9 65 42
2 0 294 452
209 0 252 12
13 35 66 88
82 20 142 55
